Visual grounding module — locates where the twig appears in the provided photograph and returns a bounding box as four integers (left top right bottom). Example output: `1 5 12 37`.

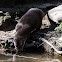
39 37 62 54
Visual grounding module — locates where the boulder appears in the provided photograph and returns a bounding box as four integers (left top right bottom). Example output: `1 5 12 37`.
48 5 62 24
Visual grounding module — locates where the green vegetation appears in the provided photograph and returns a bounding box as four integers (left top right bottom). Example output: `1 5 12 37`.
55 23 62 31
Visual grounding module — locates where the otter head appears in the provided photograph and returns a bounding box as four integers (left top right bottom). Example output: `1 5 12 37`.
14 36 26 53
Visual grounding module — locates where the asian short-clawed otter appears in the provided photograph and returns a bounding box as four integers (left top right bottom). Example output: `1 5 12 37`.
14 8 45 53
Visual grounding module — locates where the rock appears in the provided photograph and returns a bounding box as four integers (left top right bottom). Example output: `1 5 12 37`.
0 11 17 31
59 36 62 41
48 5 62 24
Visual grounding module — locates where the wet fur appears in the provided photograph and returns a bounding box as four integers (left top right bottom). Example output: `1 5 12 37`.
14 8 45 52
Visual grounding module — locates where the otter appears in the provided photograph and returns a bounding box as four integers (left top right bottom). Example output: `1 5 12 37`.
14 8 45 53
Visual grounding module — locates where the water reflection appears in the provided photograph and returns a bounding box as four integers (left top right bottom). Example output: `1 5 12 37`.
0 52 61 62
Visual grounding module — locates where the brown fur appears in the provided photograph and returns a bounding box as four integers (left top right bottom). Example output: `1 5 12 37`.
14 8 45 52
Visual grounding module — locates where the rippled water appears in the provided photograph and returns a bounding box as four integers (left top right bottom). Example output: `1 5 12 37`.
0 52 62 62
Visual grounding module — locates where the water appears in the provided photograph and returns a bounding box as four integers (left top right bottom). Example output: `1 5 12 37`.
0 51 62 62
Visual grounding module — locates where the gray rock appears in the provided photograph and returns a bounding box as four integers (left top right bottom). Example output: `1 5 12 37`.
48 5 62 24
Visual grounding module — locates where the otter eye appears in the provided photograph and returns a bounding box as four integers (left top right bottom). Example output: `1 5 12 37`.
44 24 46 26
